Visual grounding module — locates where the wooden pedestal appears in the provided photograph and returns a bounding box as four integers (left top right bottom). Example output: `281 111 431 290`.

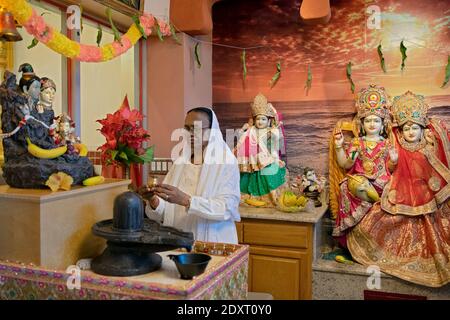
0 179 130 269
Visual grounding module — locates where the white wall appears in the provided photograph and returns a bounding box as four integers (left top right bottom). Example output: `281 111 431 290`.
80 21 135 151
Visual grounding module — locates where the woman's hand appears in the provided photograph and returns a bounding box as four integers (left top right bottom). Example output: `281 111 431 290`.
153 184 191 208
137 185 160 210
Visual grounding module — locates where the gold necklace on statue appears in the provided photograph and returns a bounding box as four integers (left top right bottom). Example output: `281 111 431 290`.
398 134 427 152
359 139 388 176
364 140 378 150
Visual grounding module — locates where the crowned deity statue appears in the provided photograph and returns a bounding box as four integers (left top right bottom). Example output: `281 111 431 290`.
234 93 286 205
347 91 450 287
17 63 41 117
330 85 396 247
52 113 82 155
0 64 93 188
36 77 56 114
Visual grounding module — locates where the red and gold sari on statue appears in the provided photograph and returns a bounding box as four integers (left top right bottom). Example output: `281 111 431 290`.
348 120 450 287
333 137 391 246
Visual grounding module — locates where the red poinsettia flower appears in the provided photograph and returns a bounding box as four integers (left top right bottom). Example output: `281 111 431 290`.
97 95 153 167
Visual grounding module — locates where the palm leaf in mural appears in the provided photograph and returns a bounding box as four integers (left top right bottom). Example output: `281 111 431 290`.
377 43 386 73
194 43 202 68
346 62 355 93
270 61 281 88
400 40 407 71
441 55 450 88
304 64 312 95
242 49 247 81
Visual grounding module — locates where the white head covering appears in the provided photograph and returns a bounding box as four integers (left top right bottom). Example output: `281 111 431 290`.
162 108 241 240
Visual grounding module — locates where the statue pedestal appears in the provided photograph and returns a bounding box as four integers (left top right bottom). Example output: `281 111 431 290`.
0 179 130 269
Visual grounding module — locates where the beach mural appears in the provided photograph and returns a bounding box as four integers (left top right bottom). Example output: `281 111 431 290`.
212 0 450 174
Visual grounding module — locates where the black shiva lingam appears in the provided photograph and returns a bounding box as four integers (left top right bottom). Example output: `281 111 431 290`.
91 191 194 276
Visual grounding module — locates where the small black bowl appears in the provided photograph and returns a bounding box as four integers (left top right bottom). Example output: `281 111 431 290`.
168 253 211 280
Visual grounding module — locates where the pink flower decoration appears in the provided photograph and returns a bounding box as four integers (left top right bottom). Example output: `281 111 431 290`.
78 45 103 62
139 14 155 36
112 36 132 56
35 26 53 43
23 10 47 37
158 22 171 36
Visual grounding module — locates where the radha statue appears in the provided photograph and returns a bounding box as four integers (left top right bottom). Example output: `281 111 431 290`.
234 93 286 205
331 85 395 247
348 91 450 287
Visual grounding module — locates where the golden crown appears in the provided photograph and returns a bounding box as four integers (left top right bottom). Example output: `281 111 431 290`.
251 93 276 118
355 84 390 119
391 91 429 127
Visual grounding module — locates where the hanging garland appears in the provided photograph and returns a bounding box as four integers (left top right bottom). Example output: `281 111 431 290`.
2 0 172 62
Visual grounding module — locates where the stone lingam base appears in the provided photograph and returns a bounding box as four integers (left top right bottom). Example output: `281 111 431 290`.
0 179 130 269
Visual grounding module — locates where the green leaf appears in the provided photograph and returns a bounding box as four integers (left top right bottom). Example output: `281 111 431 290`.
96 24 103 47
400 40 407 71
110 149 119 160
106 7 122 45
241 49 247 81
153 18 164 41
132 15 147 39
170 23 181 45
118 151 128 160
194 42 201 68
27 38 39 50
270 61 282 88
79 5 84 35
441 55 450 88
139 146 154 163
346 62 355 93
304 64 312 94
377 43 386 73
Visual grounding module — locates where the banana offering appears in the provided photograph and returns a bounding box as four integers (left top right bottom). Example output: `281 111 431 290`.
26 137 67 159
83 175 105 186
245 198 267 207
277 191 308 213
74 143 88 156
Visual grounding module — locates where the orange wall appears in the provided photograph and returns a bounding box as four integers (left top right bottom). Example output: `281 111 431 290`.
146 33 212 158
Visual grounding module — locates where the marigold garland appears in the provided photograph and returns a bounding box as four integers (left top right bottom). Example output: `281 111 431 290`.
2 0 171 62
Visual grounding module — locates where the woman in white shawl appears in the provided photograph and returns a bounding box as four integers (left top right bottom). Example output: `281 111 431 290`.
139 107 241 244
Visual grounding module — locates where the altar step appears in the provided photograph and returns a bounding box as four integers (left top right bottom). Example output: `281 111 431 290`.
312 258 450 300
